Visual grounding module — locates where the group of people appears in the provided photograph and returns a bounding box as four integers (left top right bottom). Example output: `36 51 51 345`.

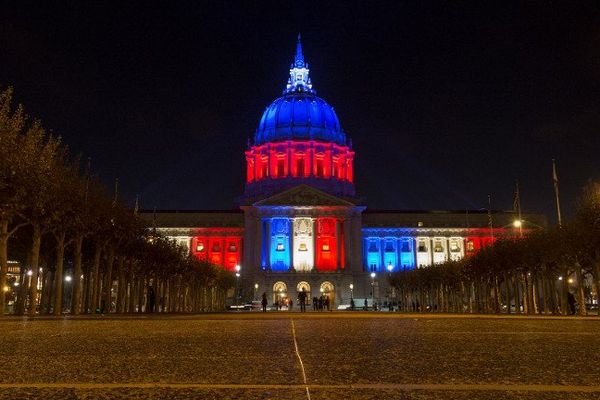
260 289 332 312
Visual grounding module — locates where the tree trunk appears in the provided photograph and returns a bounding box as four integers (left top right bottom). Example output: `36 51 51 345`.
71 235 84 315
116 257 125 313
0 219 9 314
575 262 586 316
513 274 520 314
103 247 115 313
53 232 66 316
27 224 43 316
91 243 102 312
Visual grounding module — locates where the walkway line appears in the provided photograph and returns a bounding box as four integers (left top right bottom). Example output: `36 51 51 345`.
291 319 311 400
0 383 599 392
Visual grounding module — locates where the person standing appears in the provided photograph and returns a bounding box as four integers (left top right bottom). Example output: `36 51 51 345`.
298 289 307 312
261 292 268 312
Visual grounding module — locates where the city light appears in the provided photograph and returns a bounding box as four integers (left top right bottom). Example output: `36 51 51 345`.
513 220 522 228
64 275 72 282
2 286 9 292
26 270 33 276
254 283 258 289
370 272 376 279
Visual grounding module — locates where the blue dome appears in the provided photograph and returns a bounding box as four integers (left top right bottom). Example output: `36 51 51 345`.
254 92 347 146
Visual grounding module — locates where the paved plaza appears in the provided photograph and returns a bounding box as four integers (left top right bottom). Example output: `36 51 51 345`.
0 313 599 399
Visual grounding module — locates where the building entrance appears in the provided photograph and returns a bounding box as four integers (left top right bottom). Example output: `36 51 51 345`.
320 281 335 309
273 281 287 307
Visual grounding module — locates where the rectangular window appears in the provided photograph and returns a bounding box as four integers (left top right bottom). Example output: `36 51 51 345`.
466 241 475 252
450 241 460 252
228 243 237 252
297 158 304 177
298 243 308 251
212 243 221 252
316 159 324 177
276 242 285 251
262 162 268 178
277 158 285 177
401 241 410 252
322 242 330 252
417 241 427 252
434 242 443 252
196 242 204 252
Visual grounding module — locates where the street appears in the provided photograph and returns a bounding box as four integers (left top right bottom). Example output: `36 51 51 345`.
0 313 599 399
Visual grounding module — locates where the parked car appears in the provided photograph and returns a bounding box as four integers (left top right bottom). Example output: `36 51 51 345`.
243 301 262 311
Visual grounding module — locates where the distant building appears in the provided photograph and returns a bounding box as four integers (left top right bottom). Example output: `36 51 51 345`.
141 37 545 308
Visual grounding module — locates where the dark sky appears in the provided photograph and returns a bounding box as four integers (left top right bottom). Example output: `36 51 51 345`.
2 2 599 223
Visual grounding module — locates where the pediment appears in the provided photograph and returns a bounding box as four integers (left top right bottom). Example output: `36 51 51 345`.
254 185 355 207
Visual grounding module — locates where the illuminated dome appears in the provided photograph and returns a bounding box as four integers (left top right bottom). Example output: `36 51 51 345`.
254 93 346 146
253 35 347 146
244 36 355 202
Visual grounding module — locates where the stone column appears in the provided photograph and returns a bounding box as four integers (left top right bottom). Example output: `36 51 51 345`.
335 219 341 271
343 217 352 271
255 215 262 269
312 218 317 271
288 218 294 271
265 218 271 270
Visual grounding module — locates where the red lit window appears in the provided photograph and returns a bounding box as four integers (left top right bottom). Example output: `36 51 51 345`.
297 158 304 177
277 159 285 177
196 242 204 252
228 243 237 252
212 243 221 252
322 241 330 252
316 159 323 177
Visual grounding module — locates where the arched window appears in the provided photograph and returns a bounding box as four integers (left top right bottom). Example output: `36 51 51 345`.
273 281 287 294
297 281 311 293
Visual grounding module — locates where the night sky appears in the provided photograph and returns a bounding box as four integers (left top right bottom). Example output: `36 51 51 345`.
2 2 599 222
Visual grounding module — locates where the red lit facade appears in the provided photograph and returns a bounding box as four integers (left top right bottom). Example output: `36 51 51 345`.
191 228 243 271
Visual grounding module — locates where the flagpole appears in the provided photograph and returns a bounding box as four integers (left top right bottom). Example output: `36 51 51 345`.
552 159 563 228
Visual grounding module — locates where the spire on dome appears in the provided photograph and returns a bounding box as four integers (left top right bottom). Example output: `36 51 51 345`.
285 34 314 94
294 34 305 67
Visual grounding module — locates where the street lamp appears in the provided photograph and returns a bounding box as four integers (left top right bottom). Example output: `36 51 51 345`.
234 265 241 307
254 283 258 301
370 272 376 308
386 263 394 311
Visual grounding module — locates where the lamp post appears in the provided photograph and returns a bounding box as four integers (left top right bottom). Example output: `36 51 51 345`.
234 264 241 307
513 219 523 238
386 263 394 311
370 272 376 309
254 283 258 301
349 283 354 310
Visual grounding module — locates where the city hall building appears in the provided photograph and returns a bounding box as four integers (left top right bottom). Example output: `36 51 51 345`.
142 38 544 307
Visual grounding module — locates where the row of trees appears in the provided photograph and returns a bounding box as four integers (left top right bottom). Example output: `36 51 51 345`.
389 182 600 315
0 87 234 316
